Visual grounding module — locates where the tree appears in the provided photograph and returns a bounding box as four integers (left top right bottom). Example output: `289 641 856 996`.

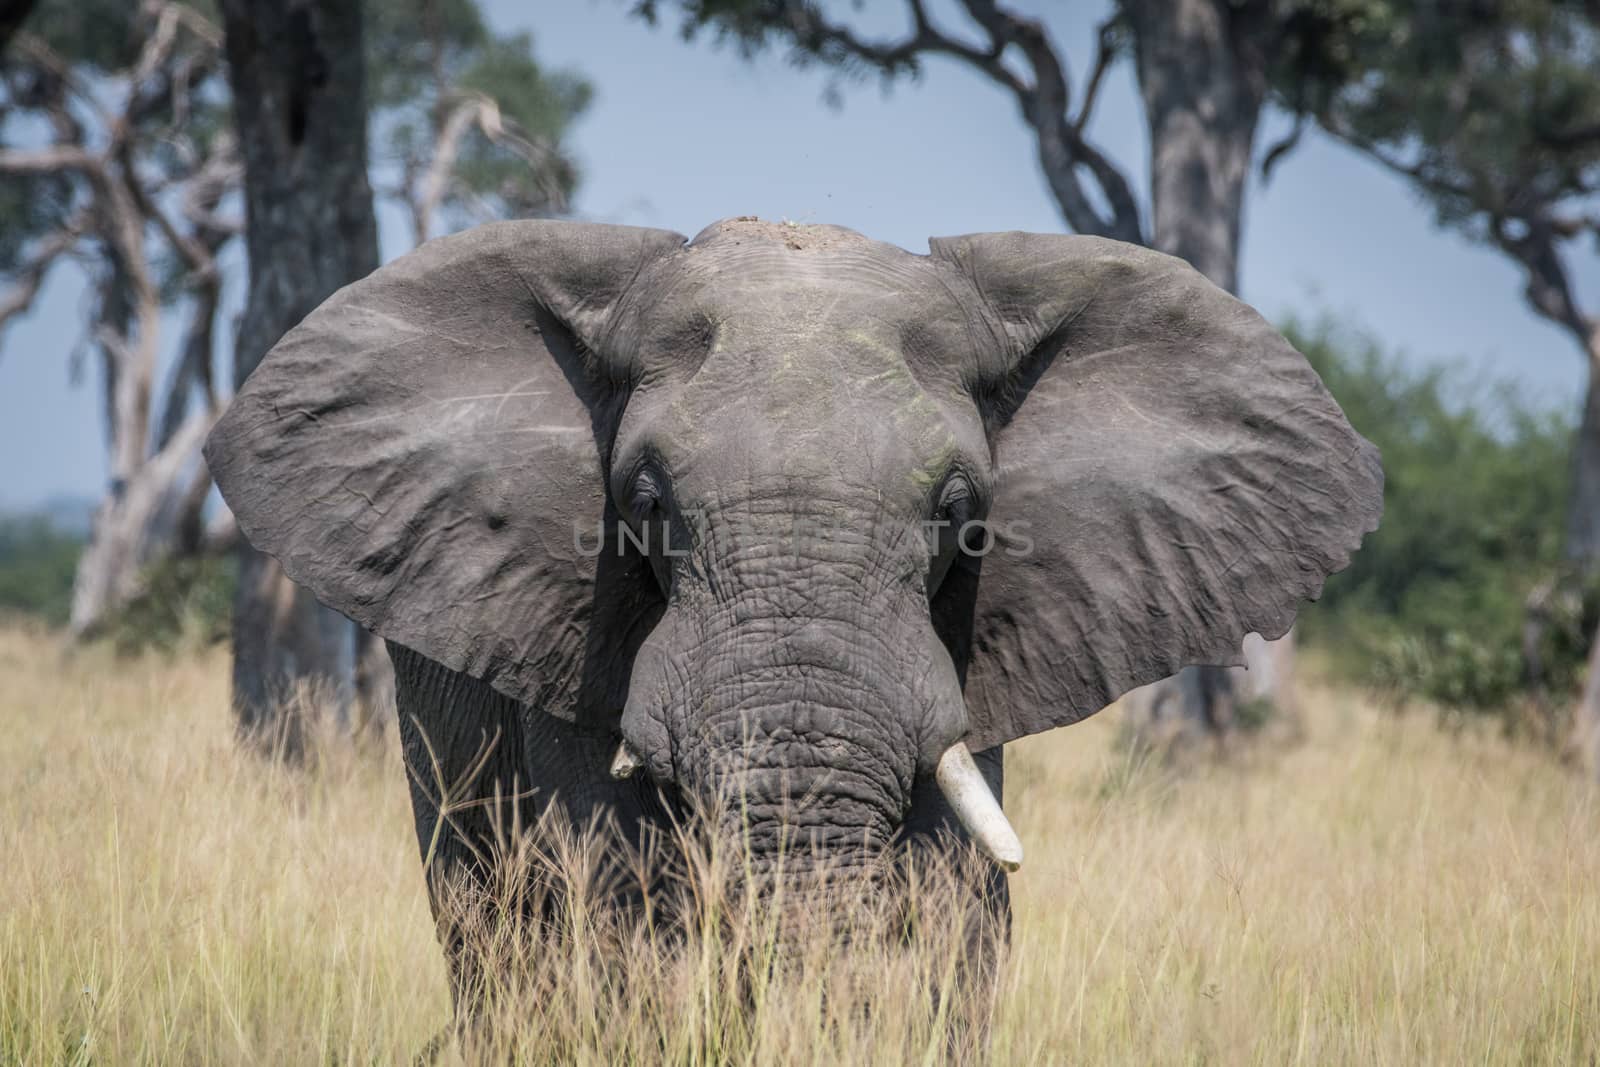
218 0 381 754
216 1 593 753
366 0 591 245
0 0 239 636
1297 0 1600 764
1 0 591 750
1292 318 1583 720
0 514 82 625
632 0 1365 739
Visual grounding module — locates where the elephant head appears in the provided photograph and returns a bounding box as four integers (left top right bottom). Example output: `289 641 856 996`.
205 218 1381 872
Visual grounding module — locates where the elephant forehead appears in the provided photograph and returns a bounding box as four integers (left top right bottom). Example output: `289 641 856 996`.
649 324 960 498
625 225 984 495
669 218 939 310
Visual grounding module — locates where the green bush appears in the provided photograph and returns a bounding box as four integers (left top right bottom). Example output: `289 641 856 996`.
1289 317 1592 715
103 554 236 655
0 509 235 652
0 516 83 626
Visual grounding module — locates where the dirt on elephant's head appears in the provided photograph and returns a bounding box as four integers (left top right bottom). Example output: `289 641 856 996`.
691 215 875 252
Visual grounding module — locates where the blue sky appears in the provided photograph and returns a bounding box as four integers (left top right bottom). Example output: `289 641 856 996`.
1 0 1592 508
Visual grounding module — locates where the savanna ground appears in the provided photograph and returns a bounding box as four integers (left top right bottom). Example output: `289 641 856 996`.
2 621 1597 1065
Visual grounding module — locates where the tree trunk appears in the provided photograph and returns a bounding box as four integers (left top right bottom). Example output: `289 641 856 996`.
69 415 212 636
1570 337 1600 774
354 625 396 735
1120 0 1288 743
1567 335 1600 569
1131 0 1264 294
1576 616 1600 777
221 0 380 755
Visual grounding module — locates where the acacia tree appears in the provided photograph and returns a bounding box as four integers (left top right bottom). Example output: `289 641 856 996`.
632 0 1370 739
218 0 592 750
1300 0 1600 762
0 0 239 636
218 0 380 754
1 0 593 748
367 0 590 246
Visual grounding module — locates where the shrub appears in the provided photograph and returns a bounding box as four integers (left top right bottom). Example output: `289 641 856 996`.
1289 317 1591 717
0 515 83 626
103 553 236 655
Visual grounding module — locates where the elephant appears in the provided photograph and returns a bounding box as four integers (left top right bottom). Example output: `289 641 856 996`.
204 217 1382 1017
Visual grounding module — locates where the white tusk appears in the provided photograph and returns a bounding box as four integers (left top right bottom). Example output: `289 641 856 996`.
935 742 1024 871
610 740 644 780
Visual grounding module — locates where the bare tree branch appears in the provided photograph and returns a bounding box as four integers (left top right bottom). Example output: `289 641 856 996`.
165 1 223 49
116 132 237 277
0 213 85 339
1324 98 1596 359
1074 16 1117 134
1491 216 1596 352
13 33 111 133
1258 115 1306 184
408 94 573 242
743 0 1144 242
1316 111 1477 202
153 138 233 450
0 144 102 174
130 1 184 88
154 270 221 449
1538 120 1600 150
412 95 486 244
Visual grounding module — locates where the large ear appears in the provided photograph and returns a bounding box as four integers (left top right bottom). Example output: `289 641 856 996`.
926 232 1383 751
204 220 687 726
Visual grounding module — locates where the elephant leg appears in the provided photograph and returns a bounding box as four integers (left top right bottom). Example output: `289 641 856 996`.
389 642 674 1037
391 643 536 1029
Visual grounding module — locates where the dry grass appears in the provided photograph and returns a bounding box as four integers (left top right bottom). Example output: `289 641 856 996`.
2 620 1597 1064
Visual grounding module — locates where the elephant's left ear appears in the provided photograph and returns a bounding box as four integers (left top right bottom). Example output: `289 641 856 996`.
205 221 687 724
925 232 1383 751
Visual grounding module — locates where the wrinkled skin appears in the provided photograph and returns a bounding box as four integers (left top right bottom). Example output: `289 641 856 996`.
386 642 1007 1013
205 218 1383 1018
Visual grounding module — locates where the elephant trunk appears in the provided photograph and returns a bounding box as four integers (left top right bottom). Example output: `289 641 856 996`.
688 628 914 869
621 582 953 871
615 488 1022 874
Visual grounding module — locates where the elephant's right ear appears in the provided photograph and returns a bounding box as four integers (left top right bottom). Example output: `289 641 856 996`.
205 220 687 723
925 232 1383 751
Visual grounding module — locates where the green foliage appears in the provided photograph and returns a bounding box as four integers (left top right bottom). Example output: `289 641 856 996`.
1291 318 1592 714
452 31 590 215
22 0 218 72
102 554 235 655
22 0 142 70
6 0 232 297
365 0 490 111
1290 1 1599 243
0 510 234 651
0 516 82 626
0 170 72 274
630 0 916 76
366 0 591 227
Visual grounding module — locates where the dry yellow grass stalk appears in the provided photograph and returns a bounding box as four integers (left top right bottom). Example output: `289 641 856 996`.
1 623 1596 1064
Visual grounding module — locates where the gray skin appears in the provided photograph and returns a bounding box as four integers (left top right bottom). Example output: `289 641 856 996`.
205 217 1383 1010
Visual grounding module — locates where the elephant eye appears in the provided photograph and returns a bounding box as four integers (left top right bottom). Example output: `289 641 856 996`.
936 473 974 529
628 465 664 524
624 463 674 597
925 471 978 596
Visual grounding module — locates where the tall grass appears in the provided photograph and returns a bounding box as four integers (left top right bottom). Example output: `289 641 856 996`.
2 622 1597 1064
